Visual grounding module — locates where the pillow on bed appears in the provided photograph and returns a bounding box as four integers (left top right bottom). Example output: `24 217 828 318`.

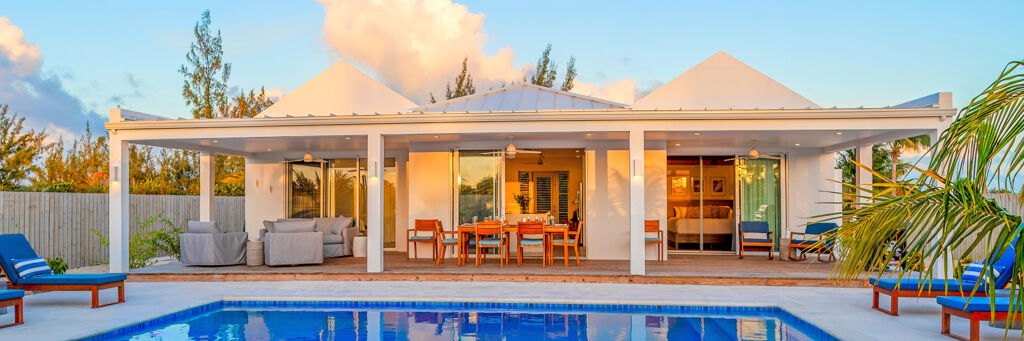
12 257 52 279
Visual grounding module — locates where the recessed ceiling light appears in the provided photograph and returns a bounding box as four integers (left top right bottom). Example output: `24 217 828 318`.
575 150 580 153
345 137 351 140
835 132 843 135
585 133 592 136
211 140 219 143
794 143 801 146
675 143 681 146
266 148 272 152
433 135 439 138
693 132 701 136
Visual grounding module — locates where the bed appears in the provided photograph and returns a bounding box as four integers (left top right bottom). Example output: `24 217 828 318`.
667 205 735 248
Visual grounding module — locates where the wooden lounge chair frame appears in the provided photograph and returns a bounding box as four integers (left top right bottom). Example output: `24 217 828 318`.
941 305 1020 341
0 296 22 328
873 285 989 316
0 265 124 309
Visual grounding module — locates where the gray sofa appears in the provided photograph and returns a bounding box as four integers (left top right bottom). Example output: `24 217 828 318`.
260 216 356 266
180 220 247 266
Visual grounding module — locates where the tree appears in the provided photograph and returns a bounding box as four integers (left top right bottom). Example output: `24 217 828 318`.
444 57 476 100
33 124 108 193
529 43 557 88
0 104 48 190
883 135 931 182
179 10 231 119
560 56 577 91
824 60 1024 321
225 87 275 118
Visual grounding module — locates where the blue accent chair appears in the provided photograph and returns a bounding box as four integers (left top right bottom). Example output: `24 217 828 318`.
787 222 837 262
937 296 1020 341
0 234 126 308
870 236 1017 316
738 221 773 260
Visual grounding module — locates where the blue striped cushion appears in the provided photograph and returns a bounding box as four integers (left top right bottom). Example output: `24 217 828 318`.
12 257 51 279
961 261 1002 285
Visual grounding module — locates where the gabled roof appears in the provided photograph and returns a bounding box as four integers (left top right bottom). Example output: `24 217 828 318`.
259 60 416 116
413 83 627 113
634 51 820 110
893 92 953 109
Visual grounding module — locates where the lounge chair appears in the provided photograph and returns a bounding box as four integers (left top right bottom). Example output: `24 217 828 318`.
787 222 836 262
738 221 774 259
937 296 1020 341
0 289 24 328
870 238 1016 316
0 234 126 308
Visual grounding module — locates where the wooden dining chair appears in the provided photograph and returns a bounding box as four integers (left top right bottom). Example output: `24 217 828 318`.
549 222 584 267
408 219 439 261
645 220 664 263
474 221 506 267
436 221 460 266
516 221 546 266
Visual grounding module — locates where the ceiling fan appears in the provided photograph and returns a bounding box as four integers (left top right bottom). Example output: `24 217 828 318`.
725 141 783 161
283 145 328 163
483 137 542 159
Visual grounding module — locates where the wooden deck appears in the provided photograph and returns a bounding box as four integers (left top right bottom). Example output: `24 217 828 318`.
130 252 862 287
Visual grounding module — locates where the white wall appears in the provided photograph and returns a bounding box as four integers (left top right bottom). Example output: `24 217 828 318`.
785 150 843 236
244 158 286 240
645 142 668 260
585 143 632 260
406 144 453 258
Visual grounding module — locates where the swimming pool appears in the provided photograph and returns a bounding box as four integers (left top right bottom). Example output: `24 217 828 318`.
83 300 838 340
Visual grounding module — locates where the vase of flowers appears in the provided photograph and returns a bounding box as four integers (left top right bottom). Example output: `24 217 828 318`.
514 194 530 213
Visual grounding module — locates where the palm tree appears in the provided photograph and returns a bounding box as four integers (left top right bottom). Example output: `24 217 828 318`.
823 60 1024 317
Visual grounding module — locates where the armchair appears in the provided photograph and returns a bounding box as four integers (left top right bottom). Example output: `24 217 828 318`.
180 220 247 266
738 221 774 259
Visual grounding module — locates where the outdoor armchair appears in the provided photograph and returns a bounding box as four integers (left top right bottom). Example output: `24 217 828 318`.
408 219 440 261
261 220 324 266
738 221 774 260
644 220 664 263
787 222 836 262
179 220 247 266
0 234 126 308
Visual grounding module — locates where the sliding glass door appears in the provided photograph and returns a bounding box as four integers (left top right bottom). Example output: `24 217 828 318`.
736 158 782 249
453 150 503 225
666 156 736 252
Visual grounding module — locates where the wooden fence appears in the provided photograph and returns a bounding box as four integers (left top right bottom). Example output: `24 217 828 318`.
0 192 244 268
951 193 1023 261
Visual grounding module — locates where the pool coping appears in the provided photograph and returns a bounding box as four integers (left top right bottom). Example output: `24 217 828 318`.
79 297 841 340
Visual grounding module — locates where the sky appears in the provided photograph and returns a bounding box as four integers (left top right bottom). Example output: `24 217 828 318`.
0 0 1022 140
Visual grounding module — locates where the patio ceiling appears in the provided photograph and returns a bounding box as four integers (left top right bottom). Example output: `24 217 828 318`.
651 129 935 152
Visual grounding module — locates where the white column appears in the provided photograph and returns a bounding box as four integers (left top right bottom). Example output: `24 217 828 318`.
855 145 873 190
366 132 384 273
629 129 646 275
199 151 216 221
108 139 130 273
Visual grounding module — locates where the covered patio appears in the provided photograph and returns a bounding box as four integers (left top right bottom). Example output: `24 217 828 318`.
104 52 955 281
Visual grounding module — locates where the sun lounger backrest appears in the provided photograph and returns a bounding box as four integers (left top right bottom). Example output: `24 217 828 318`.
990 236 1019 288
0 234 40 285
740 221 770 234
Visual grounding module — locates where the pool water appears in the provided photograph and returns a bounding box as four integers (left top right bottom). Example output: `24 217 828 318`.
85 301 837 340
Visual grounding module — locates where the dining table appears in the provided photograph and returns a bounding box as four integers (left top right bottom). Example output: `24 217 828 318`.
454 222 571 267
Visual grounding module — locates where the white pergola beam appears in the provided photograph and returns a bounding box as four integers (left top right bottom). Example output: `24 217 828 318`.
108 139 130 273
366 131 384 273
628 128 646 275
199 151 216 221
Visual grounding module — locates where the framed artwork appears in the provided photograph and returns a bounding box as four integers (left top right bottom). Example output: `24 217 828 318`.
671 176 688 194
711 177 726 194
692 178 702 194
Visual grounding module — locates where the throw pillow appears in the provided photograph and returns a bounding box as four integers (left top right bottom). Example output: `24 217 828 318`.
263 220 275 233
187 220 221 234
12 257 52 279
333 215 354 235
961 261 1002 285
274 219 316 233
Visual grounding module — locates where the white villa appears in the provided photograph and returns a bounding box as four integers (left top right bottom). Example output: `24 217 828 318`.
104 51 954 275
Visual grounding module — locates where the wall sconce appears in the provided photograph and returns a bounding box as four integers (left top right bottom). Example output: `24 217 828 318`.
111 165 120 183
369 161 379 181
631 160 641 179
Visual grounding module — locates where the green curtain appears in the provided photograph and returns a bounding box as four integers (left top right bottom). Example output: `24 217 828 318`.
737 158 782 248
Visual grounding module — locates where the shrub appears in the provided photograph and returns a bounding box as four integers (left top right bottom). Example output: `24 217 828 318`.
90 214 184 269
46 257 68 274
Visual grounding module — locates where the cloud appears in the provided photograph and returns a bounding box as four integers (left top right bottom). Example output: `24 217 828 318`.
570 78 637 105
316 0 639 105
0 17 104 136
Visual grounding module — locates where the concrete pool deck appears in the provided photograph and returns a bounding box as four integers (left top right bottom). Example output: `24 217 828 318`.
0 281 1012 340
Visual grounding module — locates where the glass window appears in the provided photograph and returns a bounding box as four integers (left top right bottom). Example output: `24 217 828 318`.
457 150 502 225
288 162 324 218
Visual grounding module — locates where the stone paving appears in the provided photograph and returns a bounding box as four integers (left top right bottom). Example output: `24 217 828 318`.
0 281 1013 340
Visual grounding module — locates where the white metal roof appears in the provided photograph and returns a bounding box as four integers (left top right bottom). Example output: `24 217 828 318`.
634 51 821 110
258 60 417 117
412 83 628 113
